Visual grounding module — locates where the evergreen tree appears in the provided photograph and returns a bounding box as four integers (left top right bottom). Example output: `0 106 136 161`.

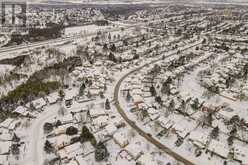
206 112 213 126
155 96 162 105
191 98 199 110
79 83 86 96
95 142 109 162
180 100 186 112
55 120 62 127
103 43 108 51
227 136 234 146
109 52 117 63
211 126 219 139
44 140 54 153
126 90 132 102
161 82 170 95
12 133 20 143
66 126 78 136
105 99 111 110
150 85 156 96
59 89 65 99
80 126 94 143
110 44 116 52
168 99 175 112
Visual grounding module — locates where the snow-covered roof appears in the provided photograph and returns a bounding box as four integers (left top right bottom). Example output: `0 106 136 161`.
138 153 157 165
113 132 129 147
173 118 194 138
32 98 47 109
125 142 143 159
208 140 229 158
233 144 248 164
157 116 174 129
67 160 78 165
89 108 106 118
0 141 11 154
56 134 70 148
75 156 88 165
65 88 78 101
93 116 108 127
46 92 60 104
0 118 14 129
132 94 143 103
188 131 208 148
105 124 117 135
14 106 28 115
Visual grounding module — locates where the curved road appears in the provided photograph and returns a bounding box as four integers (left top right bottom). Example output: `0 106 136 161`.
113 40 203 165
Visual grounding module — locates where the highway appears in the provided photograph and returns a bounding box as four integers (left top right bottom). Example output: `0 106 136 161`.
113 40 204 165
0 23 141 59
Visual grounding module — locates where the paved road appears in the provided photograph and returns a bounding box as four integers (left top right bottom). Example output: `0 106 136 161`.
113 40 203 165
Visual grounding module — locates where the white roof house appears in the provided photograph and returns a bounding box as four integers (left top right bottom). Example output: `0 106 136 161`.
157 116 174 129
147 108 159 121
188 131 209 149
208 140 229 158
76 156 88 165
132 94 143 103
105 124 117 136
137 153 157 165
233 145 248 164
0 118 15 130
56 135 71 149
172 118 194 138
0 141 11 154
93 116 109 128
46 92 60 104
125 142 143 160
67 160 78 165
89 108 106 118
64 88 78 101
14 106 28 115
32 98 47 109
113 132 129 148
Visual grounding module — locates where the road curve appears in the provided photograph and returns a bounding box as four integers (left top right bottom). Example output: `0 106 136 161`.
113 41 203 165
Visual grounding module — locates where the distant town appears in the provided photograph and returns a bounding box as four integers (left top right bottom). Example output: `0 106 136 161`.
0 1 248 165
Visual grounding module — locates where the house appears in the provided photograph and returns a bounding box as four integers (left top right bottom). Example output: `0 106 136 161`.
157 116 174 130
208 140 229 159
14 106 28 116
172 118 194 138
0 141 11 154
233 144 248 164
46 92 60 104
54 126 67 135
67 159 78 165
188 131 209 149
75 156 88 165
64 88 78 105
65 142 83 159
147 108 159 121
93 116 109 128
105 123 117 136
58 149 68 159
113 132 129 148
89 88 101 97
89 108 106 118
0 118 15 130
32 98 47 110
55 134 71 149
137 153 157 165
111 116 125 128
125 142 143 160
0 129 11 141
132 94 144 109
